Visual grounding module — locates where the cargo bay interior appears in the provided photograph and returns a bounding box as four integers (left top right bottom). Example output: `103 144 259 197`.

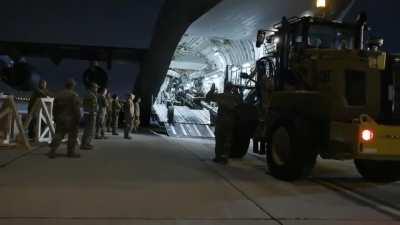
1 1 400 225
153 0 354 138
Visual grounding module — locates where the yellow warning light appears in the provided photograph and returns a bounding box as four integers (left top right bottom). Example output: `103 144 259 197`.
316 0 326 8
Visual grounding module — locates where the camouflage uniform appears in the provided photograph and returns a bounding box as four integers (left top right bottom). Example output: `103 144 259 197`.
111 97 122 135
105 95 113 132
206 86 241 162
95 94 107 139
49 88 81 157
133 100 141 132
0 98 12 139
81 88 98 149
124 96 135 139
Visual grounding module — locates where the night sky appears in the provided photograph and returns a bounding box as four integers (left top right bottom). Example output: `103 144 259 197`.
346 0 400 52
0 0 164 96
0 0 399 96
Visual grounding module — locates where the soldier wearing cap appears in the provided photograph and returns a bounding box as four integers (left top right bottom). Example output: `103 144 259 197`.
133 97 141 133
105 92 113 133
111 94 122 135
124 93 135 139
81 82 98 150
206 82 242 164
28 79 51 140
48 79 81 158
95 88 108 139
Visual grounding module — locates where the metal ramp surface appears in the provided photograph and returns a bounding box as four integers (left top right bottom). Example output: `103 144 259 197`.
164 123 214 138
153 104 214 138
153 104 210 125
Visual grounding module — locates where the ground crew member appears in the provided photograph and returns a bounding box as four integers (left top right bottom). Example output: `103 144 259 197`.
253 75 274 154
95 88 107 139
111 94 122 135
28 79 51 140
206 83 241 164
81 83 98 150
48 79 81 159
124 93 135 139
133 97 141 133
167 101 174 124
0 96 12 140
105 92 113 132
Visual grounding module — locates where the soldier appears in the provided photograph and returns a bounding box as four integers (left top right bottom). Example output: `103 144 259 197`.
105 92 113 132
48 79 81 159
133 97 141 133
95 88 107 139
80 83 98 150
28 79 51 140
206 83 242 164
111 94 122 135
124 93 135 139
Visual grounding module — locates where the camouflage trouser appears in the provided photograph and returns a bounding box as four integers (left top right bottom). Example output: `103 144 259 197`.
81 113 96 147
50 120 79 155
214 120 234 159
28 114 37 139
96 111 106 138
133 118 140 132
124 117 134 138
106 112 113 132
112 113 119 134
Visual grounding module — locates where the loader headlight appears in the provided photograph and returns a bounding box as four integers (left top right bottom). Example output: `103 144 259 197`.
361 129 374 142
316 0 326 8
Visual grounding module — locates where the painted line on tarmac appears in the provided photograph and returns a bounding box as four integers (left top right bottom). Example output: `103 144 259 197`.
0 145 44 168
0 216 393 223
248 152 400 220
167 139 284 225
312 179 400 220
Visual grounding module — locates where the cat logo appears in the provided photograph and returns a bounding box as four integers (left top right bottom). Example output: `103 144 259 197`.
384 135 400 140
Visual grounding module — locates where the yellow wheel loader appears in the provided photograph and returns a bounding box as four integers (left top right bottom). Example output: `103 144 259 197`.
232 14 400 181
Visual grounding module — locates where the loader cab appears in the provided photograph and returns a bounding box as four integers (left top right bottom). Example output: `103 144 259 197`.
256 16 366 92
266 16 364 51
306 22 358 50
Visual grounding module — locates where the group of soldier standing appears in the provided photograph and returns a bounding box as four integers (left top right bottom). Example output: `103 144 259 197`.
28 78 243 163
27 79 141 159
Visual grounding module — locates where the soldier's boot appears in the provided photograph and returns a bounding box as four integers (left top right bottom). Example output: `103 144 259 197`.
80 139 94 150
100 130 106 139
95 127 101 139
48 141 59 159
95 135 102 139
124 127 132 139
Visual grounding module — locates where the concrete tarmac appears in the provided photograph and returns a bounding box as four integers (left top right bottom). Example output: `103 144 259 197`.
0 132 399 225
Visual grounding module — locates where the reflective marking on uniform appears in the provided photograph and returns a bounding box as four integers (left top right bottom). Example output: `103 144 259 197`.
206 125 215 138
180 124 188 136
193 124 202 137
170 125 177 135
